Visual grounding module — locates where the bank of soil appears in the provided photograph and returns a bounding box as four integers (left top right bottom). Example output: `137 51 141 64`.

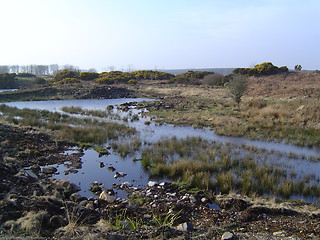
0 84 134 102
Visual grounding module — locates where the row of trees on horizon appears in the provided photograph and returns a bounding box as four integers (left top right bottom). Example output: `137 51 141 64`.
0 64 93 76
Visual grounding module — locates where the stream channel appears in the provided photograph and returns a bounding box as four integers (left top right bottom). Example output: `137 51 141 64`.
5 98 320 203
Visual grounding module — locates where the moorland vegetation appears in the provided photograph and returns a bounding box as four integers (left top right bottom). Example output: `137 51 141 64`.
0 62 320 239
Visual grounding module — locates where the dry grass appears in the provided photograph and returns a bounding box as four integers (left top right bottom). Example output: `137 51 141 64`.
246 72 320 98
16 211 49 236
140 73 320 146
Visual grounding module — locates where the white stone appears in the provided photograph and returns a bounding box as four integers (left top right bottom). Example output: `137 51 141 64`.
148 181 157 187
99 190 116 203
221 232 234 240
176 222 193 232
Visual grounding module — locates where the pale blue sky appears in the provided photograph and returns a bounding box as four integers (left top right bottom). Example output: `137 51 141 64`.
1 0 319 71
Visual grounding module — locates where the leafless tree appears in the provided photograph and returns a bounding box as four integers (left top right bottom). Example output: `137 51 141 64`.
226 74 248 110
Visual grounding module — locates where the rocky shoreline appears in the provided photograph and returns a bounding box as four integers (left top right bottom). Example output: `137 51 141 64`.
0 122 319 239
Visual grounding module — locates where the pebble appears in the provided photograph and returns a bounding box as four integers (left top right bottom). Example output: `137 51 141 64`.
176 222 193 232
221 232 235 240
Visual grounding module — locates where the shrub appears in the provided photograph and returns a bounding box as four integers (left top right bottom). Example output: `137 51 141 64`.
97 71 132 83
248 99 267 109
17 73 36 78
226 74 248 109
254 62 279 75
0 73 17 88
54 70 78 81
34 77 46 85
233 62 289 76
128 79 137 84
131 70 174 80
78 72 99 81
279 66 289 73
202 73 225 86
53 78 79 85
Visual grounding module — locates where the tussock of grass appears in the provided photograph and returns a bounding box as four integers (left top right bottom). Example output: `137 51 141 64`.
16 211 49 236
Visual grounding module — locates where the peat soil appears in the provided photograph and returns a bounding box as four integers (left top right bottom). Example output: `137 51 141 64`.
0 85 134 102
0 122 319 239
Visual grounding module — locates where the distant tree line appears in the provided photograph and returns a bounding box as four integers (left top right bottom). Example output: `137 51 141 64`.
0 64 80 76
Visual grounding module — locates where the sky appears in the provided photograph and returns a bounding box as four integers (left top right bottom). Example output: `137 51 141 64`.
0 0 319 71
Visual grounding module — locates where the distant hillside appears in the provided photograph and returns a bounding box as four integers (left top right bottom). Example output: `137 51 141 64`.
159 68 235 75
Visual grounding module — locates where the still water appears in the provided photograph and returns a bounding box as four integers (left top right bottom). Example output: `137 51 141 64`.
5 98 320 200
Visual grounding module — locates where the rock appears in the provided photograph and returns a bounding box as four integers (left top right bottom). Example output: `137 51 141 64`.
221 231 236 240
119 220 131 230
15 169 37 182
99 190 116 203
24 169 39 180
201 197 209 203
50 179 81 195
273 231 286 237
64 169 78 175
176 222 193 232
79 200 89 207
143 214 152 219
90 182 103 195
70 193 86 203
99 162 105 168
30 164 41 173
107 166 116 172
42 166 57 174
114 172 127 178
49 215 67 229
296 105 305 111
148 181 157 187
106 105 114 110
217 197 251 211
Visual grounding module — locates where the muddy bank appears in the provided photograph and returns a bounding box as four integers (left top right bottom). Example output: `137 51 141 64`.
0 123 319 239
0 85 135 102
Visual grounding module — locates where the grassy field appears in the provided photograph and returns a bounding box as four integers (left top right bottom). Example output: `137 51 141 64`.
134 72 320 147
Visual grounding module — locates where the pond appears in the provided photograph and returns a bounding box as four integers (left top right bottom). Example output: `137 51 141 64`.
5 98 320 202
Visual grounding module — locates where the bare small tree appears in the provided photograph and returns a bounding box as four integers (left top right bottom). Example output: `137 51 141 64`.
227 74 248 110
294 65 302 71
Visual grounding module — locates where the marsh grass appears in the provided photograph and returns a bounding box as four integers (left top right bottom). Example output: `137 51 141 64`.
61 106 123 119
152 209 182 228
0 104 136 146
111 137 142 158
145 95 320 146
61 204 92 238
110 209 143 230
141 136 320 200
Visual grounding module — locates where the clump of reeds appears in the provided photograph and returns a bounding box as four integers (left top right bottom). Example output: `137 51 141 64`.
140 136 320 200
0 104 137 147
